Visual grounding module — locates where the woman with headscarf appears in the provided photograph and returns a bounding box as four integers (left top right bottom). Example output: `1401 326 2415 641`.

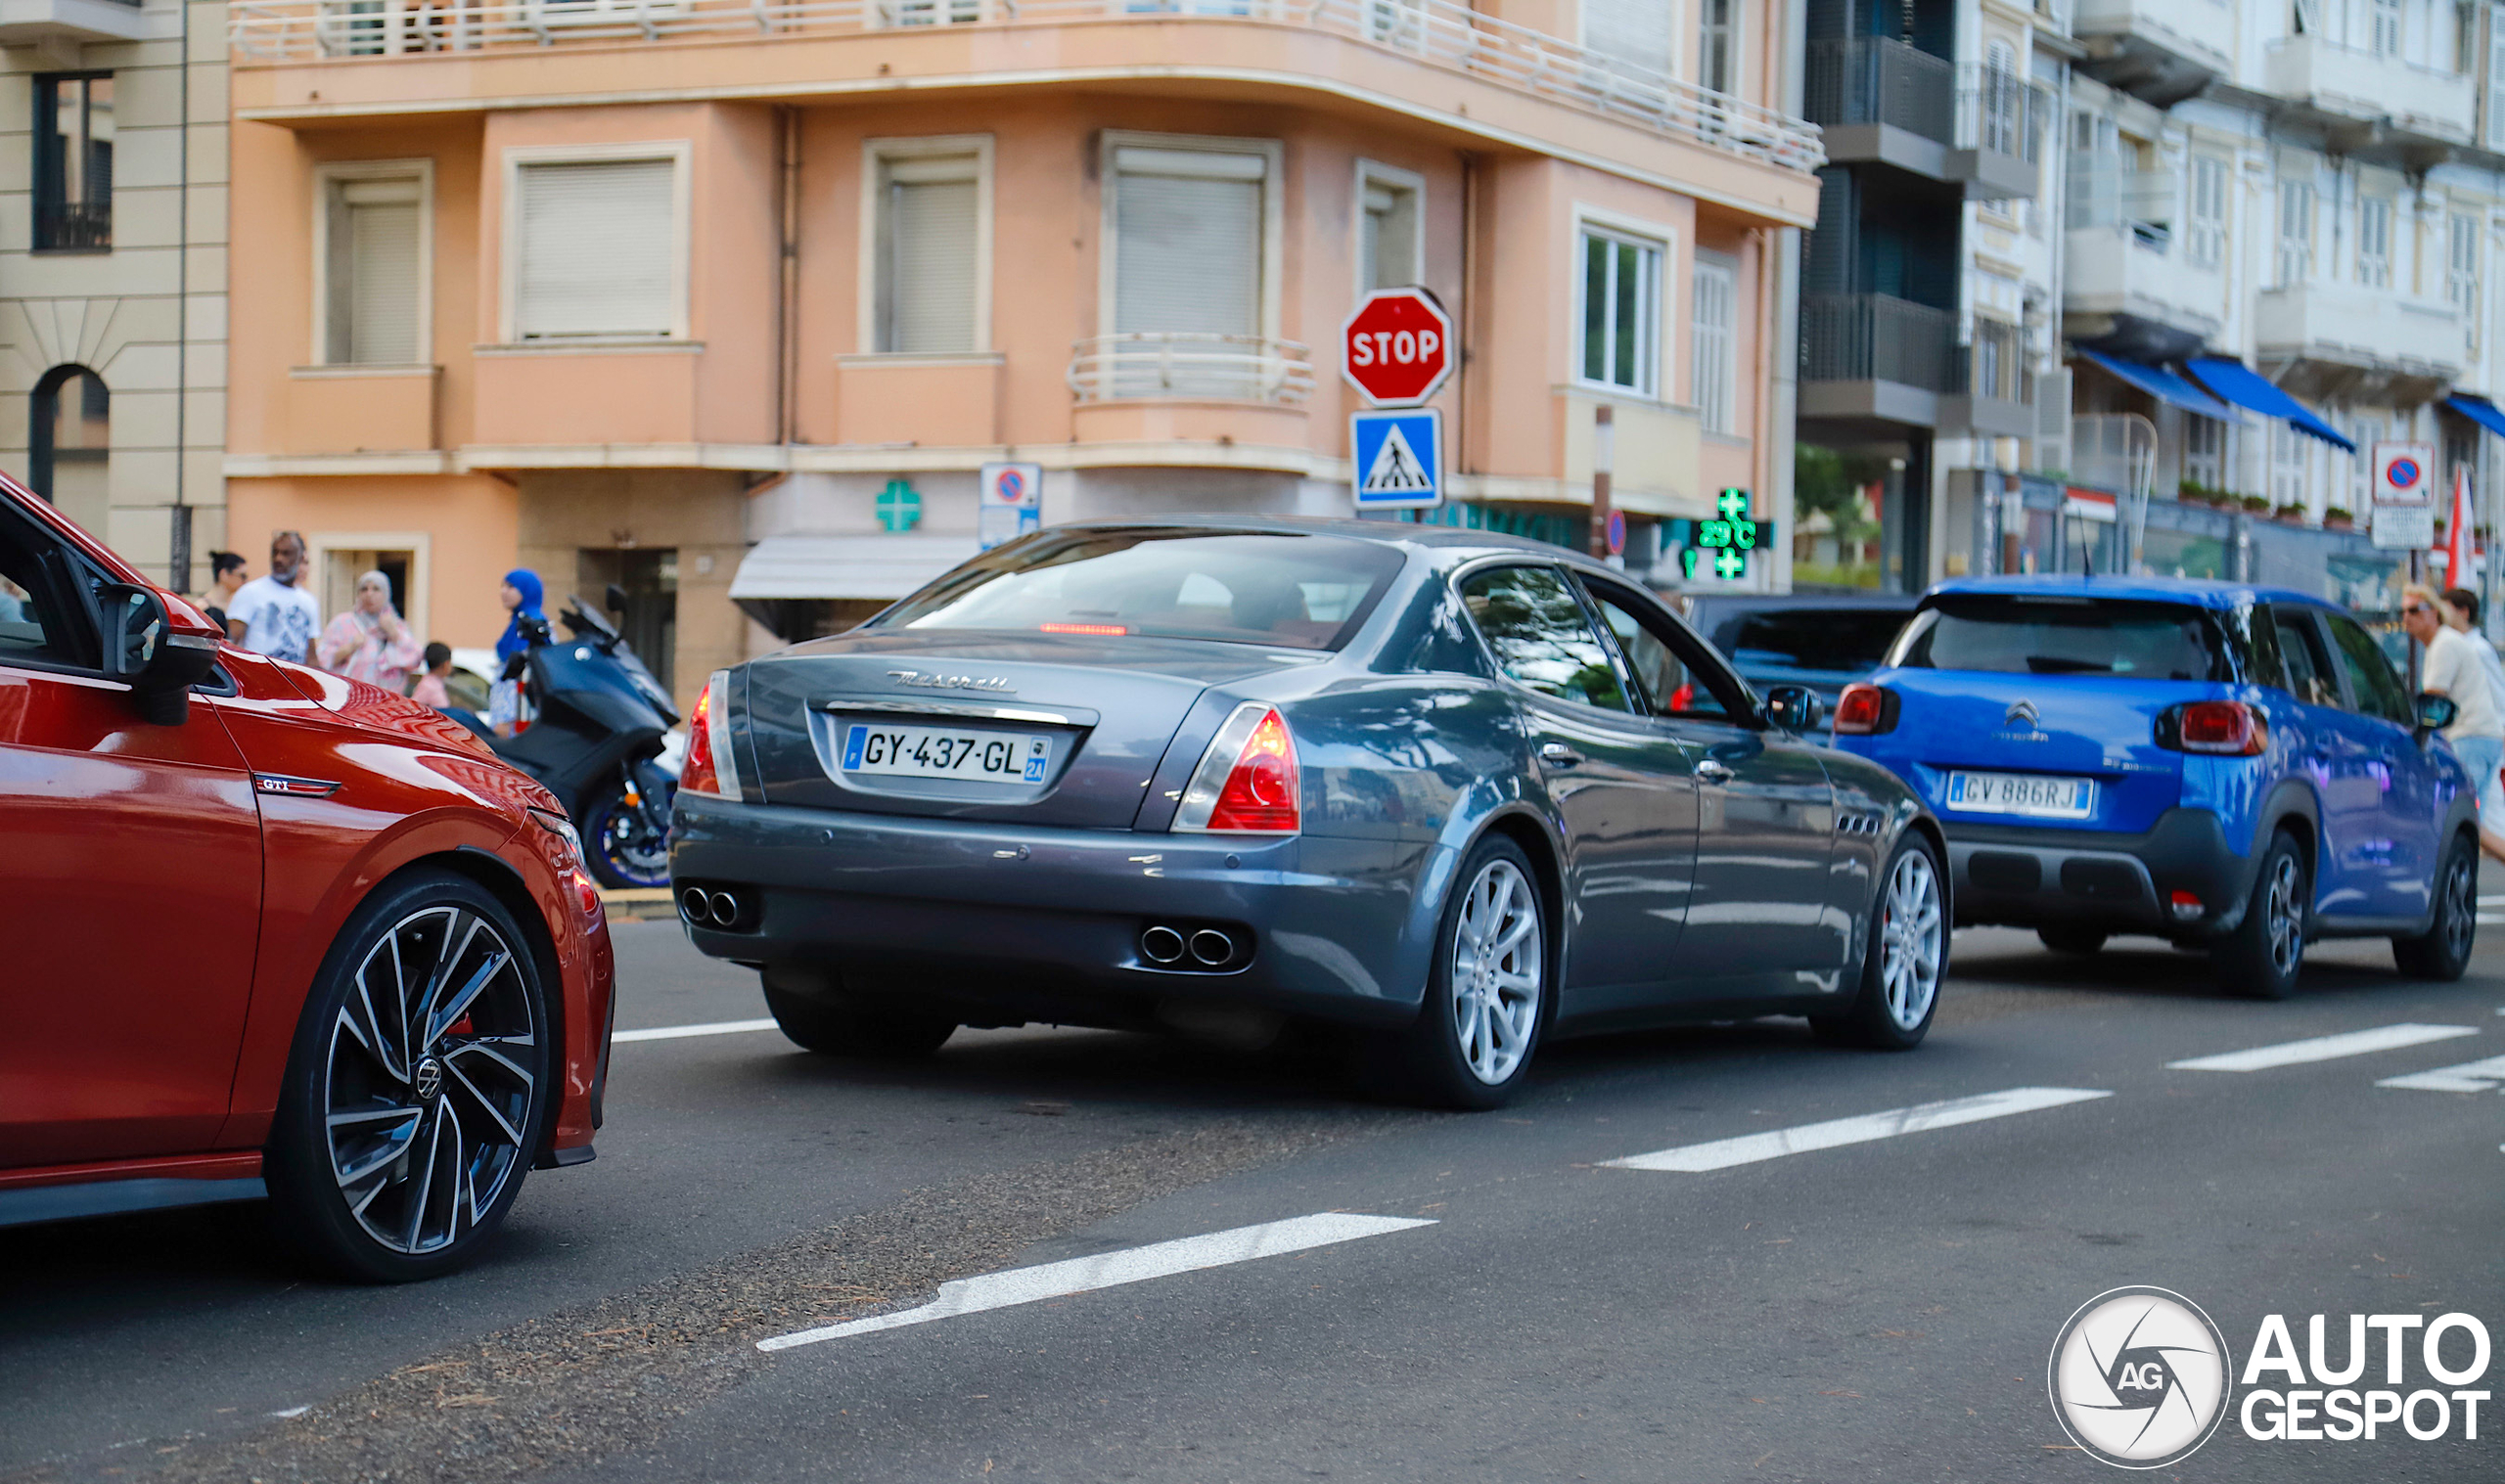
488 568 546 736
317 570 425 691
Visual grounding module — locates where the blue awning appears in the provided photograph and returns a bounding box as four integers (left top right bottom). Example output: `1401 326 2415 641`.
2184 357 2356 452
2073 347 2242 421
2447 393 2505 442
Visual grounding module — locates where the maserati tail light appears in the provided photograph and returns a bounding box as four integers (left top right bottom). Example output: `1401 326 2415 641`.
1174 703 1299 834
680 670 741 797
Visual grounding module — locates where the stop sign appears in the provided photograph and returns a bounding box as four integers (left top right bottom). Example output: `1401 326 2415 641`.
1342 288 1454 407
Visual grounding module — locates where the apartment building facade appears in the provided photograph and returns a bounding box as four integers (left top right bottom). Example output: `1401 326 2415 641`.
221 0 1824 706
0 0 228 594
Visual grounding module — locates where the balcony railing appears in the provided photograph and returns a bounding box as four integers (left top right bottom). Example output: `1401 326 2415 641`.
33 199 112 251
1958 64 2045 164
1067 333 1316 403
1804 37 1952 143
1800 293 1955 393
228 0 1823 172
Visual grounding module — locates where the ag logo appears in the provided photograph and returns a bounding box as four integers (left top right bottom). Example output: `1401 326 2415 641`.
2049 1286 2232 1468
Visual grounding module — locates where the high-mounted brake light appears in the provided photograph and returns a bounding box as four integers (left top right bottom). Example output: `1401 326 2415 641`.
1041 622 1129 636
2166 699 2265 756
1832 682 1895 736
1173 703 1299 834
680 669 742 798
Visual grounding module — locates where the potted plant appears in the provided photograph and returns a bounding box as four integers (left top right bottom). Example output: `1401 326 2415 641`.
2274 502 2310 524
2175 478 2209 507
2324 505 2355 530
2241 494 2273 514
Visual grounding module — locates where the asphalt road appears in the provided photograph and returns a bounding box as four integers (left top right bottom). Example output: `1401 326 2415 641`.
6 883 2503 1483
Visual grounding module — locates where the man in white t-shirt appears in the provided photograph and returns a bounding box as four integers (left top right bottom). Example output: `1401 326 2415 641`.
227 529 321 666
2440 586 2505 862
2405 584 2505 862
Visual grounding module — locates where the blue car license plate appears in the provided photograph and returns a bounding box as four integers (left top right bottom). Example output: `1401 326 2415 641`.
1943 770 2094 819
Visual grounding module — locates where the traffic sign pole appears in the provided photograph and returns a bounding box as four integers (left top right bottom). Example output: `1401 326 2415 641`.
1589 405 1614 561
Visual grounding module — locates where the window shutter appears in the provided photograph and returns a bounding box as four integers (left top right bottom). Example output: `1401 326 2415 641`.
2033 366 2071 475
2488 6 2505 150
1690 254 1736 433
330 177 422 366
515 158 677 339
1113 148 1263 337
1581 0 1671 75
882 155 979 353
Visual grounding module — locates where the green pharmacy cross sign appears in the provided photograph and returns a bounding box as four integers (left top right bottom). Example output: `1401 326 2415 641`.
877 478 923 532
1678 488 1770 581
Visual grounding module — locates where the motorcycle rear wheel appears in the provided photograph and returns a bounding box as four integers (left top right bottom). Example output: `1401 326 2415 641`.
582 779 671 889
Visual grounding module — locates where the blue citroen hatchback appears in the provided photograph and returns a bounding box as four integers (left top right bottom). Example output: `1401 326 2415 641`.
1831 576 2479 998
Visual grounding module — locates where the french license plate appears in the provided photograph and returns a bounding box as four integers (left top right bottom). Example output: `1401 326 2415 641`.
1942 770 2095 819
842 723 1050 783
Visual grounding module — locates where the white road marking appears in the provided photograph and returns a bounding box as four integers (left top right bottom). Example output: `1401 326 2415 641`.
2166 1023 2480 1072
612 1018 780 1044
755 1212 1435 1353
2478 913 2505 925
2377 1055 2505 1093
269 1406 310 1419
1599 1087 2112 1173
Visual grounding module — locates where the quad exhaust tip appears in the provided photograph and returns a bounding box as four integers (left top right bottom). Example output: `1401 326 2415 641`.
682 886 745 929
1189 928 1235 967
1140 925 1187 965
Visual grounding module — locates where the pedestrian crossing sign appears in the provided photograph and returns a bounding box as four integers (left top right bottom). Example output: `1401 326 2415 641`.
1350 408 1443 511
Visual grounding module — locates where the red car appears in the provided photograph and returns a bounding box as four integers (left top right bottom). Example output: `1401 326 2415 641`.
0 482 615 1281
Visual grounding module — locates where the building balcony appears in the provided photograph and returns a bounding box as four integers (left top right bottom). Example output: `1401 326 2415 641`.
1799 292 1954 434
2064 219 2225 350
836 353 1002 447
2071 0 2233 107
275 365 441 455
2264 36 2475 156
2254 281 2464 402
1803 39 2047 200
227 0 1823 205
0 0 148 46
1067 334 1314 405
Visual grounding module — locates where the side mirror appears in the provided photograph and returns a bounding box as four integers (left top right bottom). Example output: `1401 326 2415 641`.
605 582 630 614
1763 683 1823 734
99 582 218 726
2417 692 2458 737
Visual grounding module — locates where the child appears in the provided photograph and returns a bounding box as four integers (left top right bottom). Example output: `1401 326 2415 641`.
411 642 455 709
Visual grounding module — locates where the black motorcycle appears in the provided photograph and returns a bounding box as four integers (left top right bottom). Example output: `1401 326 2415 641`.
459 587 680 889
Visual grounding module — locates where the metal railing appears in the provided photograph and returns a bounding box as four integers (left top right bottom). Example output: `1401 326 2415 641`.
1066 333 1316 403
1958 63 2046 162
1803 36 1952 143
228 0 1824 171
1799 293 1955 392
33 200 112 251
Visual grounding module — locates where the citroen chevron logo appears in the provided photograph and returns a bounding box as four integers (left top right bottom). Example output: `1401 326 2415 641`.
2007 699 2041 728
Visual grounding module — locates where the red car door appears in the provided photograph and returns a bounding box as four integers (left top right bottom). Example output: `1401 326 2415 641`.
0 503 264 1167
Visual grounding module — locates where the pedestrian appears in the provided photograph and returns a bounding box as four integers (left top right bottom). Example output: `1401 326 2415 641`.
411 641 455 708
2403 583 2505 863
227 530 322 665
202 550 247 638
317 569 425 691
2439 586 2505 863
488 568 545 736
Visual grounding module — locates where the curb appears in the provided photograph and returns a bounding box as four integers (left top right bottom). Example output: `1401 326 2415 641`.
598 886 680 922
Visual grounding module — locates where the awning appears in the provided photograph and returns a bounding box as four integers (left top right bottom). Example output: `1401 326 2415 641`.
2074 347 2241 421
728 534 980 602
2184 357 2356 452
2447 393 2505 442
2063 486 2119 523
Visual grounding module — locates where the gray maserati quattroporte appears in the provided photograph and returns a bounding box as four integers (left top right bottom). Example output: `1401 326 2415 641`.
669 517 1947 1107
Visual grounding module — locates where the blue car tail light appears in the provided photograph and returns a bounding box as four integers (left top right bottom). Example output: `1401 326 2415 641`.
2158 699 2267 756
1832 682 1898 736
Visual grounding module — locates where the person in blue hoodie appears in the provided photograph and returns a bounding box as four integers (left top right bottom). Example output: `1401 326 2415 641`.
488 568 546 735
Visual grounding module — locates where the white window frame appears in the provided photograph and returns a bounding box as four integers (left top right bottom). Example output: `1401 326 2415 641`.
1696 0 1741 97
2450 207 2482 329
2187 155 2227 271
2357 194 2393 288
856 134 995 356
2278 175 2315 288
1578 0 1682 79
1571 204 1674 401
1097 130 1286 343
310 158 435 368
1689 247 1739 434
1352 157 1426 297
497 140 694 345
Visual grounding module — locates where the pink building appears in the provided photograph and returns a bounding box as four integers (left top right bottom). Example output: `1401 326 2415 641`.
223 0 1821 706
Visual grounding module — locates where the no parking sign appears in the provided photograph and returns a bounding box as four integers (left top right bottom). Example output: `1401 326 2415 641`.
2371 441 2437 550
979 461 1042 551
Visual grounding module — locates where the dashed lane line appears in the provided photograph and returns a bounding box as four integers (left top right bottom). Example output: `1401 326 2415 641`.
2165 1023 2479 1073
755 1212 1435 1353
1599 1087 2112 1174
611 1018 780 1044
2378 1055 2505 1093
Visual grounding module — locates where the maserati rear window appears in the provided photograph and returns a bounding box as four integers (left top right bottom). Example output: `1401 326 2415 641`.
878 529 1404 651
1890 596 2231 682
